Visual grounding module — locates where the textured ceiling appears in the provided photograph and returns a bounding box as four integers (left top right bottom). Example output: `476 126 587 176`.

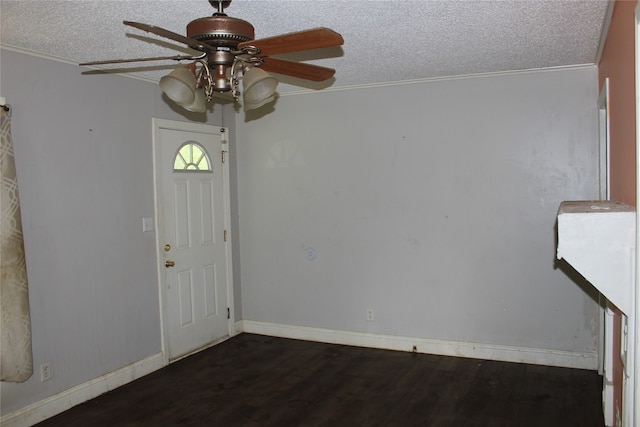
1 0 611 93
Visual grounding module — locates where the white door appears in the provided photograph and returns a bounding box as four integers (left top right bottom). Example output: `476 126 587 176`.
153 119 233 361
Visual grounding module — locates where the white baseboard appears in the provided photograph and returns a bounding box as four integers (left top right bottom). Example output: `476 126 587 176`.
0 353 165 427
234 320 245 334
239 320 598 370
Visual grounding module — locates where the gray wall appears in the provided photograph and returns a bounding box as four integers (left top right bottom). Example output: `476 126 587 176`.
236 67 600 353
1 47 601 417
0 49 222 414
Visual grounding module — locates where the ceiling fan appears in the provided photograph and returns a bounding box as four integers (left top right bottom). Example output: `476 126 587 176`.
80 0 344 112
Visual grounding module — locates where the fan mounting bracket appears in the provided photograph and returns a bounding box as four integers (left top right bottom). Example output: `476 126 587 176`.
209 0 232 13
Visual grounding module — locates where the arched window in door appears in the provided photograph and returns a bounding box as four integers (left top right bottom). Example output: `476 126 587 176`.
173 141 212 172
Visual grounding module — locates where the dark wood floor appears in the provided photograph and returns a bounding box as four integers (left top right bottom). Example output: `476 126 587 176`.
35 333 604 427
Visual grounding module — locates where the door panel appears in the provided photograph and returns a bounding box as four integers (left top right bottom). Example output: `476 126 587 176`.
203 264 218 317
177 270 194 326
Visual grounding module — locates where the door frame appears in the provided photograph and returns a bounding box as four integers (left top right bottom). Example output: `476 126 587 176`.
634 3 640 424
597 77 615 425
152 118 235 364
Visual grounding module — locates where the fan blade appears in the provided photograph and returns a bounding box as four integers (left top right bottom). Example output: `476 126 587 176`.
123 21 214 53
238 27 343 56
80 54 202 66
260 57 335 82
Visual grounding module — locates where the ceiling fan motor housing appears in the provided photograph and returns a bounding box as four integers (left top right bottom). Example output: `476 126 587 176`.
187 15 255 49
187 14 255 93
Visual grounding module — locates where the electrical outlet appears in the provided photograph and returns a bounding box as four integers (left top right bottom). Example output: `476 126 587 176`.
366 308 374 321
40 362 51 382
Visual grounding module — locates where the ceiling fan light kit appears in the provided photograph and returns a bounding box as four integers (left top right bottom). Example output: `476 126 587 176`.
242 66 279 105
182 88 208 113
159 63 198 105
79 0 344 114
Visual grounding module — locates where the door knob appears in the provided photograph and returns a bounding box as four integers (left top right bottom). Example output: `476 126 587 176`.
165 260 175 268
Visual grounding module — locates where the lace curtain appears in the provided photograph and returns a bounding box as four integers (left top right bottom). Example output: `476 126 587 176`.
0 105 33 382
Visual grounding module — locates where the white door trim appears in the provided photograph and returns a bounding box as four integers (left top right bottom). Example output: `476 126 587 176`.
152 118 235 364
634 3 640 425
